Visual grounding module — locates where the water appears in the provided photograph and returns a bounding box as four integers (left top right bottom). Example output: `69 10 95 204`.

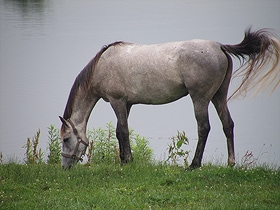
1 0 279 166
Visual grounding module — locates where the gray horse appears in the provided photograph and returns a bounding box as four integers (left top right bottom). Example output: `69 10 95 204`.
59 28 280 169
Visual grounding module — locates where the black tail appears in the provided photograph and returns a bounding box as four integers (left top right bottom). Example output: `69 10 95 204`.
221 28 280 99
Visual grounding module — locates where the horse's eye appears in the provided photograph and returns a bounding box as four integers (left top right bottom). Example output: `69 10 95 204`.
63 137 70 143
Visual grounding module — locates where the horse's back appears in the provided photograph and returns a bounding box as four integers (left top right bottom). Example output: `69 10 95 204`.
100 39 226 72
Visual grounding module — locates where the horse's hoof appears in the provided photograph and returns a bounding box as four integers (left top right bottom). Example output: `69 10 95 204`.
228 160 236 168
189 163 201 170
121 157 133 165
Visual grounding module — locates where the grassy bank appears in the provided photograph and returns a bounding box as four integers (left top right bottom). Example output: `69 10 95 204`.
1 163 279 209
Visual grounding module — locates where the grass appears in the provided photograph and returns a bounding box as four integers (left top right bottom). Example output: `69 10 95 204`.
1 162 279 209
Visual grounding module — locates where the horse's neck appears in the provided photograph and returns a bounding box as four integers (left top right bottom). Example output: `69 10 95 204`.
70 93 97 134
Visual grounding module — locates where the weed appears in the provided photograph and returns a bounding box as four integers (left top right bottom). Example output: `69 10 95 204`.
87 122 119 164
22 129 43 164
130 132 153 163
47 125 61 164
19 123 153 166
86 140 94 166
166 131 190 168
86 122 153 165
241 150 257 169
0 151 2 164
127 128 153 163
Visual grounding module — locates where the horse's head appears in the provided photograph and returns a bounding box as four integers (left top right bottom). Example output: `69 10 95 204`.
59 116 88 169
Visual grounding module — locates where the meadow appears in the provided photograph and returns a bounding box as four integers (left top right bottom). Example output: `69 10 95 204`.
0 124 279 209
1 163 279 209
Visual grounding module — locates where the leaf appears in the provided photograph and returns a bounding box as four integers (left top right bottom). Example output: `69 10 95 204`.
177 151 184 156
176 139 183 149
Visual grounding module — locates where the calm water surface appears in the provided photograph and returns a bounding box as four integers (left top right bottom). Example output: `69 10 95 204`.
0 0 279 166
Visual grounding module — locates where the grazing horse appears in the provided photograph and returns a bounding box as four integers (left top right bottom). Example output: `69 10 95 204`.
59 28 280 169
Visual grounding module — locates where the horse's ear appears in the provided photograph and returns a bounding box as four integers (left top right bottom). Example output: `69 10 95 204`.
59 116 70 128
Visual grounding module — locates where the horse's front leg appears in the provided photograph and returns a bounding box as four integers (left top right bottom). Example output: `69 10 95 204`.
110 99 132 164
190 99 211 169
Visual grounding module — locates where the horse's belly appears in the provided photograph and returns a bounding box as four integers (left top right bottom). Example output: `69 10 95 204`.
126 80 188 105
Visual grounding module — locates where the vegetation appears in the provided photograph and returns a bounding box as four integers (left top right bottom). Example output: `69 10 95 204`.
86 122 153 165
47 125 61 164
1 163 279 209
166 130 190 168
22 129 43 164
0 124 279 209
17 122 153 166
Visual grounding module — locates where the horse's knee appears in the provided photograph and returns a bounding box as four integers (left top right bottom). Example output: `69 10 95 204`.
198 122 210 139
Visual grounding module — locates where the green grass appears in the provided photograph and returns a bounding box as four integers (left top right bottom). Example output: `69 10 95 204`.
1 162 279 210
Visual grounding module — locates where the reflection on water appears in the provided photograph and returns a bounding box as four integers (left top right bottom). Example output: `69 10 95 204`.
2 0 52 38
3 0 48 16
0 0 279 166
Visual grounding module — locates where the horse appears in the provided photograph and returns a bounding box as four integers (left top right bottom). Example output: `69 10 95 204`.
59 28 280 169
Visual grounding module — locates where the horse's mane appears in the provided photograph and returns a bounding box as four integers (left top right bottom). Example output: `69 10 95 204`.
63 41 125 120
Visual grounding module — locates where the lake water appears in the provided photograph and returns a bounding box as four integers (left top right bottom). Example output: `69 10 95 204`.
0 0 279 166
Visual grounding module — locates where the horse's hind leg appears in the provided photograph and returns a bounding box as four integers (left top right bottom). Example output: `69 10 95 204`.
212 93 235 166
190 99 211 169
110 99 132 164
